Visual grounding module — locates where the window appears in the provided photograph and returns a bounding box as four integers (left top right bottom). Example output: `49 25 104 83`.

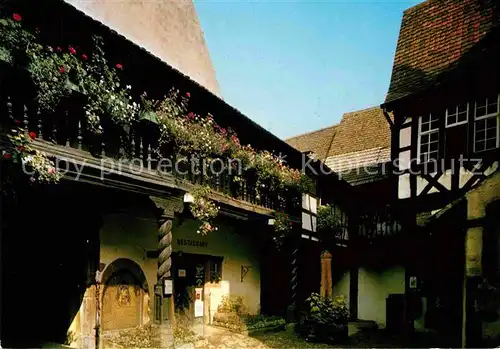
474 95 499 153
446 103 468 127
206 258 222 283
418 113 440 163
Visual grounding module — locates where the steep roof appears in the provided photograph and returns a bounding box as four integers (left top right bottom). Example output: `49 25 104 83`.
285 125 337 161
327 107 390 158
286 106 391 185
385 0 500 104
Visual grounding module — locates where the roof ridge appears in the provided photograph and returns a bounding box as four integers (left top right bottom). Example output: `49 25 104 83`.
341 105 381 119
285 123 338 141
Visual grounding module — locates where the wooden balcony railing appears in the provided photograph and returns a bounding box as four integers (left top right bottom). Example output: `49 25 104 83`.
0 92 300 214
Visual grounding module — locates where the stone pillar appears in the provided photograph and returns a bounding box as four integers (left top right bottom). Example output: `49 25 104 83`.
78 286 97 349
150 195 184 347
320 251 333 298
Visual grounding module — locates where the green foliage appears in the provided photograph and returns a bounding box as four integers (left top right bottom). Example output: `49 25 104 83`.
305 293 348 328
0 14 34 65
189 186 220 235
3 127 61 183
273 211 293 248
317 205 344 240
217 295 248 315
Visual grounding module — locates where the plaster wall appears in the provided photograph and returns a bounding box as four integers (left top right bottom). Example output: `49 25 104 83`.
68 203 261 347
62 0 221 97
357 266 405 327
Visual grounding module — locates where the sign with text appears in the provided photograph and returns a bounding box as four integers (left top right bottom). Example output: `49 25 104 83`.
177 239 208 248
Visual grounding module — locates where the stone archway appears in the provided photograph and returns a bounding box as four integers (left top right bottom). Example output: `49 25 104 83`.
101 258 150 331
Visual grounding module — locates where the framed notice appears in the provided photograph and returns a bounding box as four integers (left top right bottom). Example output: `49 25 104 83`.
178 269 186 277
194 300 204 317
164 279 173 296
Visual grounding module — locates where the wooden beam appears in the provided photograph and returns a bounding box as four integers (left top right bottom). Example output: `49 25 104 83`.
33 139 277 217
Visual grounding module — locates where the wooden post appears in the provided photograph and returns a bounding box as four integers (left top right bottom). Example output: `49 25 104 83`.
286 223 301 322
320 250 333 298
150 195 184 346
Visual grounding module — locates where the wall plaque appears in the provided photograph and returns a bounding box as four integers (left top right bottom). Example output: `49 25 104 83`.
164 279 173 296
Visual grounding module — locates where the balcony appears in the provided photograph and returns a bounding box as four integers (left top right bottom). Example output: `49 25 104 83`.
0 89 302 216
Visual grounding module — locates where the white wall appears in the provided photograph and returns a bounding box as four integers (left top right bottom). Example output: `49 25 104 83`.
357 266 405 327
172 218 261 317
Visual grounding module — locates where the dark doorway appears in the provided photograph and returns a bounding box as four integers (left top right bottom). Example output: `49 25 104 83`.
421 199 467 347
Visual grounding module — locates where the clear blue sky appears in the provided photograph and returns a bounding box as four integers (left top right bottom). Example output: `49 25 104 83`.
194 0 422 140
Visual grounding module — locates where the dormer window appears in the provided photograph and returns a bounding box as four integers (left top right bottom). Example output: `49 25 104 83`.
418 113 439 163
474 95 499 153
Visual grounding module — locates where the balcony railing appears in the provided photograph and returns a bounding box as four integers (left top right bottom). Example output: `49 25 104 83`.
0 90 300 214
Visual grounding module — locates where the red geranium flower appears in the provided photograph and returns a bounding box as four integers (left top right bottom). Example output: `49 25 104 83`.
115 63 123 70
28 131 37 140
12 13 21 22
3 153 11 160
18 145 25 152
81 54 88 60
59 66 65 73
186 92 191 98
68 46 76 55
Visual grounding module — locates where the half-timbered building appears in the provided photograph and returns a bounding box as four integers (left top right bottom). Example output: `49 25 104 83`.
287 107 406 330
382 0 500 346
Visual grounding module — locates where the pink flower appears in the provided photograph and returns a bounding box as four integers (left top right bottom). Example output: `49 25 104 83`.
68 46 76 55
81 54 88 60
186 92 191 98
28 131 37 140
3 153 11 160
115 63 123 70
12 13 21 22
59 66 65 73
48 167 56 174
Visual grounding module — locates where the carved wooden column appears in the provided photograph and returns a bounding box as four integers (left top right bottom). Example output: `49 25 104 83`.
320 250 333 298
287 222 301 322
150 195 184 331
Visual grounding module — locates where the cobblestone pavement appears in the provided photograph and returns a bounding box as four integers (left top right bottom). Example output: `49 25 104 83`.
178 326 335 349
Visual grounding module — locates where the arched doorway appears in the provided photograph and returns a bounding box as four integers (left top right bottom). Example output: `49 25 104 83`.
101 258 150 331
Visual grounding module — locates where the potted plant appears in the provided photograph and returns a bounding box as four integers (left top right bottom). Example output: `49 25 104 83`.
304 293 349 344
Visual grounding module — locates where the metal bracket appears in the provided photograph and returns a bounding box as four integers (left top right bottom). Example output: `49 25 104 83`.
241 265 252 282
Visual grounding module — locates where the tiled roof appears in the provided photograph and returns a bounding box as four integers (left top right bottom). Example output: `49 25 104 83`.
327 107 390 157
286 106 391 185
285 126 337 161
385 0 500 104
325 147 391 173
